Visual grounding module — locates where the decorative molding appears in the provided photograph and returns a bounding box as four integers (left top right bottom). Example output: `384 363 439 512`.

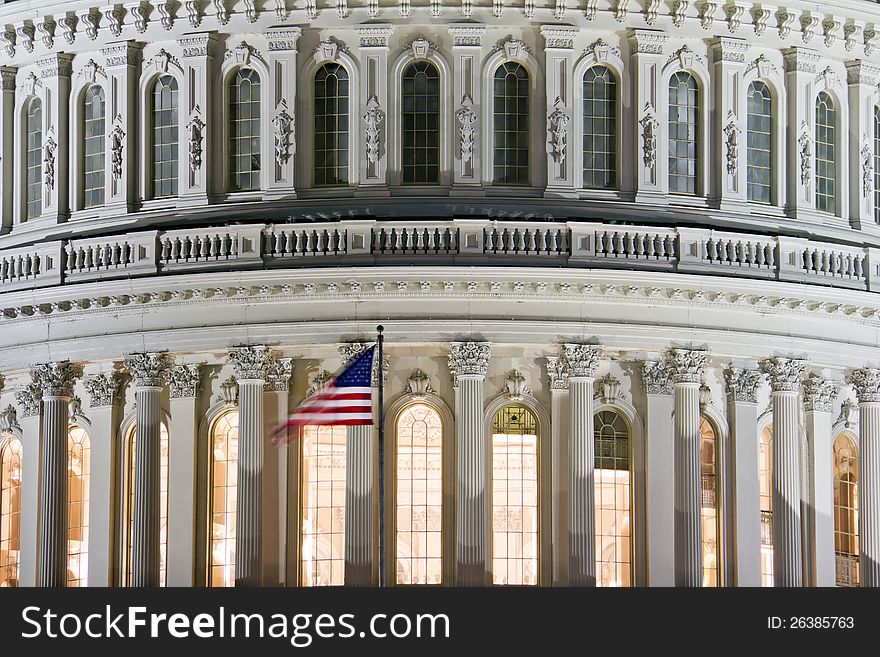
710 36 748 64
783 47 819 74
58 13 78 45
726 2 744 33
101 5 125 38
595 373 621 404
759 357 807 392
745 54 776 79
823 18 842 48
15 384 42 417
836 399 859 427
504 370 530 401
778 8 796 39
363 96 384 165
641 361 673 395
801 14 821 44
68 396 83 419
0 30 15 59
43 129 57 192
84 372 125 407
546 355 569 390
699 0 718 30
540 26 578 50
407 369 436 398
156 0 176 30
752 6 771 36
866 29 880 57
272 99 295 167
638 103 659 175
213 0 230 24
218 376 238 405
355 24 393 48
546 97 569 165
169 364 201 398
110 117 125 182
562 343 603 378
672 0 688 28
668 45 705 69
265 357 294 392
456 95 476 164
665 349 710 384
723 111 740 177
186 106 205 173
798 121 812 187
124 352 173 387
844 23 863 52
803 374 840 412
225 42 263 67
448 25 486 47
724 366 762 403
448 342 491 378
31 361 83 397
267 28 301 52
585 0 598 21
15 22 35 54
77 9 99 41
846 368 880 403
0 405 19 433
305 370 333 398
37 16 56 50
228 345 273 380
494 36 533 60
862 135 873 199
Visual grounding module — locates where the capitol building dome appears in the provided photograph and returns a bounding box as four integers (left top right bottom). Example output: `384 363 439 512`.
0 0 878 589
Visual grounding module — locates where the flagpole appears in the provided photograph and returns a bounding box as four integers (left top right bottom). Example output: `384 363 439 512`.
376 325 386 588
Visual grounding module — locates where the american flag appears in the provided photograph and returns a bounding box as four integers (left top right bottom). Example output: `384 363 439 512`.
272 346 375 445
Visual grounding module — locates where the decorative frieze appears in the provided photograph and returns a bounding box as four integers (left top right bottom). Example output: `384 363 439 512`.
760 357 807 392
724 366 762 403
448 24 485 47
448 342 491 378
169 364 201 398
179 34 213 58
31 361 83 397
642 360 673 395
803 374 839 412
539 26 578 50
783 47 819 74
124 352 173 388
355 24 393 48
84 372 125 407
628 28 668 55
267 28 301 52
710 36 748 63
665 349 710 384
847 368 880 402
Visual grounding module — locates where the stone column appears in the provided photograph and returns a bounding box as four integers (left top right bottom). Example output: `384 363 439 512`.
228 345 274 587
12 386 41 586
642 360 675 586
32 361 83 587
844 60 880 230
124 352 172 587
265 28 301 200
782 47 821 219
847 368 880 587
0 67 14 233
449 341 491 586
803 374 839 587
629 28 669 204
724 366 764 587
666 349 711 587
263 357 292 584
540 26 578 198
448 24 486 189
710 37 749 211
547 356 570 585
102 41 141 214
177 33 216 205
760 357 807 587
354 24 393 191
562 344 603 585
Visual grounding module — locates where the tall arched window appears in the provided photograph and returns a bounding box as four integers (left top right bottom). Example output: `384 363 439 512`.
668 71 699 195
229 68 261 192
759 425 773 587
492 404 538 585
67 426 90 587
493 62 530 186
747 81 772 204
25 98 42 220
314 63 350 187
209 411 238 588
301 425 346 586
874 106 880 225
0 436 22 587
151 75 179 199
395 403 442 585
401 61 440 185
582 65 617 189
125 423 169 586
700 416 721 587
816 91 836 214
594 409 631 587
833 434 859 587
82 85 105 209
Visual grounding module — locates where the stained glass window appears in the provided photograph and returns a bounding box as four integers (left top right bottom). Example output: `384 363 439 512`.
402 61 440 185
25 98 42 220
210 411 238 587
0 436 22 587
747 81 772 204
67 426 90 587
582 65 617 189
314 64 349 187
668 71 699 195
493 62 530 185
82 85 105 208
700 417 721 587
816 91 836 214
833 434 859 587
594 409 631 587
229 68 261 192
759 426 773 587
152 75 179 199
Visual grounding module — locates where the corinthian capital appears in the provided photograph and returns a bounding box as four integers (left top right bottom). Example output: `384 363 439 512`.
84 372 125 407
641 360 673 395
265 358 294 392
124 352 173 387
31 361 83 397
759 357 807 392
562 343 604 378
15 384 42 417
803 374 840 412
228 345 273 380
724 366 763 403
846 368 880 403
169 364 201 398
546 355 570 390
448 341 491 378
338 342 387 387
665 349 710 384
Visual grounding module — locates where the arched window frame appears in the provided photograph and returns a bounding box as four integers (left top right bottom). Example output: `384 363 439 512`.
811 69 849 219
757 411 774 587
67 420 91 588
741 62 786 210
13 75 46 226
0 429 24 588
69 64 110 217
206 408 239 588
698 408 729 587
831 428 860 587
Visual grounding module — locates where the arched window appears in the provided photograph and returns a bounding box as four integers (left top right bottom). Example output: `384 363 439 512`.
151 75 179 199
746 81 772 204
0 436 22 587
491 404 538 585
301 425 346 586
582 65 617 189
874 106 880 225
700 416 721 587
82 85 105 209
25 98 42 220
759 425 773 587
314 63 350 187
493 62 530 186
209 411 238 588
229 68 261 192
668 71 699 195
816 91 836 214
125 423 169 586
594 409 631 587
67 426 90 587
401 61 441 185
395 403 442 585
833 434 859 587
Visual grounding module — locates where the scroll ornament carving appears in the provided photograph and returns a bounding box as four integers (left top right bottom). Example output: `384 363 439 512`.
505 370 530 401
547 97 569 165
837 399 859 427
110 119 125 181
218 376 238 405
0 405 19 432
596 374 621 403
723 113 740 176
798 124 812 187
186 107 205 172
306 370 333 398
448 342 491 378
546 356 569 390
272 99 295 166
407 369 436 398
44 130 57 191
125 352 173 388
363 96 384 164
861 136 873 198
639 104 659 173
456 96 477 164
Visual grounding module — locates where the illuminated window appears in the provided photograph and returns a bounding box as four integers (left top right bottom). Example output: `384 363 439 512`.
301 425 346 586
67 426 90 587
668 71 699 195
493 62 530 185
582 65 617 189
25 98 42 220
759 425 773 587
594 409 631 587
747 81 773 204
151 75 179 199
125 423 169 586
229 68 261 192
492 405 538 585
833 434 859 587
395 404 442 585
209 411 238 587
0 436 22 587
82 85 105 209
700 417 721 587
816 91 836 214
401 61 440 185
313 63 349 187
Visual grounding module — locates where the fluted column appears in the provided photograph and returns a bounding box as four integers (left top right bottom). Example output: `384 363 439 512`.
847 368 880 587
229 346 274 587
449 342 491 586
124 352 172 587
666 349 710 587
32 362 82 587
547 356 570 585
760 357 807 587
562 344 604 586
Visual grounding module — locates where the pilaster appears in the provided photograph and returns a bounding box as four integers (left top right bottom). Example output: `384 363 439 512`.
540 26 578 198
265 28 301 200
449 24 486 190
783 47 820 218
547 355 569 585
35 54 73 223
177 33 216 205
845 60 880 229
0 67 14 233
710 37 749 210
355 24 393 193
102 41 142 214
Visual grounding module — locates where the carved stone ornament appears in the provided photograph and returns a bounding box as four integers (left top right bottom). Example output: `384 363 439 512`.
724 366 763 403
43 130 57 191
226 42 259 67
836 399 859 427
110 117 126 181
562 343 604 378
363 96 385 165
15 384 42 417
314 39 339 64
272 99 295 167
546 355 570 390
639 104 659 173
124 352 173 388
186 106 205 172
410 37 431 60
803 374 840 412
500 37 531 60
339 342 388 386
169 364 201 398
218 376 238 405
846 368 880 403
68 396 83 420
723 112 740 177
547 96 569 165
596 373 621 403
84 372 125 407
699 384 713 407
306 370 333 398
798 123 812 187
861 136 873 198
0 405 19 433
407 369 435 398
759 357 807 392
30 361 82 398
265 357 294 392
665 349 711 384
505 370 531 401
456 95 477 164
213 0 230 24
448 342 491 378
641 360 673 395
228 345 273 381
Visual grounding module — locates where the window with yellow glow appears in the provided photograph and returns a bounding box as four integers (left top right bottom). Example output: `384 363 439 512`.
209 411 239 587
125 423 169 586
0 436 22 587
395 404 443 585
301 425 346 586
492 405 538 585
833 434 859 587
759 425 773 587
700 417 721 587
594 409 631 587
67 426 90 587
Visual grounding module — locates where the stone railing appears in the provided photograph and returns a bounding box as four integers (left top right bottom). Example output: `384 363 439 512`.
1 219 879 295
